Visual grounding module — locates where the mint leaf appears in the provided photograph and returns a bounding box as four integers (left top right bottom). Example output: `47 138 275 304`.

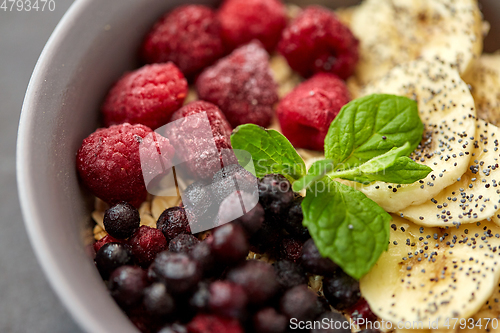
324 94 422 169
231 124 306 181
302 178 391 279
292 159 335 192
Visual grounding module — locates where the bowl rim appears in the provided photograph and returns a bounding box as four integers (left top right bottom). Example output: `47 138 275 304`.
16 1 113 332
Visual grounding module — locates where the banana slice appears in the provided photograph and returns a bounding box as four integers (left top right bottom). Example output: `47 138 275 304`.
350 0 483 85
463 54 500 126
400 120 500 227
360 215 500 328
347 59 477 213
459 284 500 333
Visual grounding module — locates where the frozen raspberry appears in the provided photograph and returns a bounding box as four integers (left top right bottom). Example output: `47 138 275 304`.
141 5 224 78
278 6 359 79
93 234 124 253
277 73 350 151
187 314 243 333
103 202 140 239
217 0 287 52
102 63 187 129
168 234 200 253
129 226 168 266
77 123 174 207
196 42 279 128
253 307 288 333
280 237 303 263
169 101 236 180
208 281 248 319
157 206 191 242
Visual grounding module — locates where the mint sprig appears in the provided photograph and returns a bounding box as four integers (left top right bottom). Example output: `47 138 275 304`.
230 93 430 279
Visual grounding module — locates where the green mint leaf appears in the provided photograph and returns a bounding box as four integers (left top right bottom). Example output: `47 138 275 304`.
230 124 306 181
324 94 422 169
292 159 336 192
302 178 391 279
361 157 434 184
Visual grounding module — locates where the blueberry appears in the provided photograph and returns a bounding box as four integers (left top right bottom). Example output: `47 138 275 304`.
258 174 294 219
279 285 322 321
349 298 377 323
253 307 288 333
143 282 175 317
284 196 310 240
273 260 307 291
182 180 219 230
157 206 191 242
108 266 149 308
168 234 200 253
95 243 133 279
152 251 202 294
301 238 338 276
226 260 279 305
103 202 140 239
323 269 361 310
212 164 258 202
208 281 248 319
216 191 264 236
312 311 351 333
189 281 211 312
211 223 249 265
279 237 303 262
157 323 187 333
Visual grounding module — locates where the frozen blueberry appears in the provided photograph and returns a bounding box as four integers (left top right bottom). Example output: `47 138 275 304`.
283 196 310 240
103 202 140 239
168 234 200 253
108 265 149 308
300 238 338 276
182 180 219 230
216 191 264 236
258 174 294 219
323 269 361 310
95 242 133 280
273 260 307 291
279 285 322 321
312 311 351 333
157 206 191 242
212 164 257 202
189 281 211 312
143 282 175 317
157 323 187 333
190 240 218 277
152 251 202 294
253 307 288 333
208 281 248 319
211 223 249 265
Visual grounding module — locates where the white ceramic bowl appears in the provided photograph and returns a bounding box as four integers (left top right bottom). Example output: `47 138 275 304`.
16 0 500 332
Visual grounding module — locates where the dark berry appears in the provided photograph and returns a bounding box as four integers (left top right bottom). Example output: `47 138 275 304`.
277 73 350 151
283 196 310 240
182 180 219 232
158 323 188 333
196 41 278 128
216 191 264 236
77 124 174 207
249 218 282 254
349 298 377 323
141 5 224 78
102 63 187 129
93 234 124 253
279 285 322 321
187 314 243 333
129 226 168 266
323 269 361 310
258 174 294 219
211 164 258 203
208 281 248 319
211 223 249 265
253 307 287 333
157 206 191 242
273 260 307 291
103 202 140 239
108 265 149 308
143 282 175 317
226 260 279 305
300 238 338 276
169 234 200 253
280 237 303 262
358 329 380 333
189 281 211 312
311 311 351 333
168 101 237 180
95 243 133 279
152 251 202 294
218 0 287 52
278 6 359 79
130 315 152 333
190 240 218 277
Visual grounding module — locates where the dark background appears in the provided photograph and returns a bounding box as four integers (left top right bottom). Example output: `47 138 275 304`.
0 0 83 332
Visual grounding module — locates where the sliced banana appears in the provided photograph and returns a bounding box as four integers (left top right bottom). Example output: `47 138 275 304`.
463 53 500 126
347 59 477 213
459 284 500 333
360 215 500 328
401 120 500 227
350 0 483 85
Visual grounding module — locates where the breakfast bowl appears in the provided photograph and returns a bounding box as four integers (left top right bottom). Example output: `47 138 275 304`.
16 0 500 332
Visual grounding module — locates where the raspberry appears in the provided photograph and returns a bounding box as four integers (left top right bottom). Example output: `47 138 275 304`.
187 314 243 333
280 237 303 263
169 101 236 180
156 206 191 242
141 5 224 78
168 234 200 253
102 63 187 129
278 6 359 79
217 0 287 52
277 73 350 151
93 234 124 253
196 42 279 128
77 123 174 207
129 226 168 266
